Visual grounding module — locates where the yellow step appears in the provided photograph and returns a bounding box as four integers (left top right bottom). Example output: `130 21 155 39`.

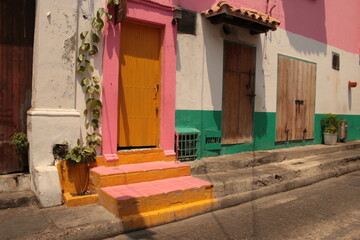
96 148 175 167
89 161 191 190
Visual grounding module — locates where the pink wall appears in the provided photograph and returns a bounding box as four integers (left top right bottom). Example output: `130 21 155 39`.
160 0 360 54
102 0 176 161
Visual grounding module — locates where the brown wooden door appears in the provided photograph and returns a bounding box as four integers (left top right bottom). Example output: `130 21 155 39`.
222 41 256 144
0 0 35 174
118 21 161 148
276 55 316 142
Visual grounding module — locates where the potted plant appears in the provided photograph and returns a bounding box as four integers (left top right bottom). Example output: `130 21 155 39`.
320 113 343 145
55 140 97 197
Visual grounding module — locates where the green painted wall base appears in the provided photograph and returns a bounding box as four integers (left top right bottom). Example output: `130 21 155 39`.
175 110 360 159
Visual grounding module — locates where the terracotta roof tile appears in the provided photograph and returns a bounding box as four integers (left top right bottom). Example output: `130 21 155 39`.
202 1 280 29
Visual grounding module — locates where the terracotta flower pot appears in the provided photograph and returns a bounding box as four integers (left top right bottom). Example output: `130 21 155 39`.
57 160 89 195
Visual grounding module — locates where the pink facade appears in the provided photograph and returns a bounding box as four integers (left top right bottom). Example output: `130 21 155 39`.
102 0 176 161
154 0 360 54
101 0 360 161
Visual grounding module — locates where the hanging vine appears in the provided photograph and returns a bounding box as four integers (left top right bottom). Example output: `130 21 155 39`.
65 1 120 165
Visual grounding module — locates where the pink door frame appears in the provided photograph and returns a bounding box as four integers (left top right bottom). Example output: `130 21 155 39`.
101 0 176 161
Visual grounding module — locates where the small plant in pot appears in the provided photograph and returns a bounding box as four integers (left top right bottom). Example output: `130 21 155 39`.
55 139 97 196
320 113 343 145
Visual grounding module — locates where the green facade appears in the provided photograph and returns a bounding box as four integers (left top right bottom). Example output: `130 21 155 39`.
175 110 360 159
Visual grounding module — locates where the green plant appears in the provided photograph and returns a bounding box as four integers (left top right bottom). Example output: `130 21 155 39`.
9 132 29 155
68 1 120 165
53 143 69 160
65 141 96 166
320 113 343 134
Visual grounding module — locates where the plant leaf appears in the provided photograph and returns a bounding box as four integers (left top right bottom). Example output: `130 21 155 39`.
87 86 95 94
92 76 100 84
81 77 90 86
105 12 112 21
93 100 103 110
92 109 100 119
76 65 86 73
89 45 99 56
97 8 105 18
83 109 88 116
94 84 101 94
80 43 90 51
80 31 89 40
77 54 86 63
86 62 94 72
92 33 100 43
91 119 99 129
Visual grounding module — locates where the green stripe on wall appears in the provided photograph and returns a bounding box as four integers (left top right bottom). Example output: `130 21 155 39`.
175 110 360 159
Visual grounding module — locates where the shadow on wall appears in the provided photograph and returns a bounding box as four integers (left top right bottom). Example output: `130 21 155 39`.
281 0 327 55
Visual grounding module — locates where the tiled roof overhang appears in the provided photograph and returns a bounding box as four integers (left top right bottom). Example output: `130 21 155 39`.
202 1 280 34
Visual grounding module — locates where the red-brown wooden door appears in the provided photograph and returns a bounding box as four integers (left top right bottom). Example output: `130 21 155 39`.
222 41 256 144
0 0 35 174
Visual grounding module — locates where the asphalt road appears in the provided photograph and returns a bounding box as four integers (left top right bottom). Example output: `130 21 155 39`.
106 170 360 240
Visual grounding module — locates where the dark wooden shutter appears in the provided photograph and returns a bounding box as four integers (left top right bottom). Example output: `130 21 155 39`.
0 0 35 173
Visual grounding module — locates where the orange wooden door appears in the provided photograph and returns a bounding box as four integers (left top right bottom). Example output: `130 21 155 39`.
0 0 35 174
276 55 316 142
118 21 161 148
222 41 256 144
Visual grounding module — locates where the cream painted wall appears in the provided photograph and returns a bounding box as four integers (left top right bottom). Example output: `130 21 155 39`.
27 0 106 207
176 16 223 111
176 14 360 115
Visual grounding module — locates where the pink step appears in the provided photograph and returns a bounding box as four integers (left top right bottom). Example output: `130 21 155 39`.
99 176 214 217
102 176 213 199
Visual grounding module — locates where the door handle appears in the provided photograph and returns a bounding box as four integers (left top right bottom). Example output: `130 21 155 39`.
153 84 159 100
154 84 160 114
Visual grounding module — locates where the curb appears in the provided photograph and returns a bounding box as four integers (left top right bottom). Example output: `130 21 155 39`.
215 161 360 211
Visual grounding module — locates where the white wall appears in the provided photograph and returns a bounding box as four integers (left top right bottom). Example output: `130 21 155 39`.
28 0 106 207
176 14 360 115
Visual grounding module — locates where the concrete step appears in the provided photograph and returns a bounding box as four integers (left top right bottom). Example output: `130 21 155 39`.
189 141 360 175
90 161 191 190
99 176 217 231
194 148 360 210
95 148 176 167
0 191 38 210
0 173 31 193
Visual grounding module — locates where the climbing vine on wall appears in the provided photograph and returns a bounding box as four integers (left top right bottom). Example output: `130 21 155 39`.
66 1 120 165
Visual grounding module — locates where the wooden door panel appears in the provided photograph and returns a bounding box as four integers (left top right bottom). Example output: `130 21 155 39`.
222 72 240 144
276 55 316 142
222 42 255 144
0 0 34 174
118 21 161 148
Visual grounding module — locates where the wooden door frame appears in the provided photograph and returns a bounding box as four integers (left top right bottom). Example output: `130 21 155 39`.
221 40 256 145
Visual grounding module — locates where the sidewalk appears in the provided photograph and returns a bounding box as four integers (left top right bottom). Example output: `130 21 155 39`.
1 141 360 240
0 204 122 240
